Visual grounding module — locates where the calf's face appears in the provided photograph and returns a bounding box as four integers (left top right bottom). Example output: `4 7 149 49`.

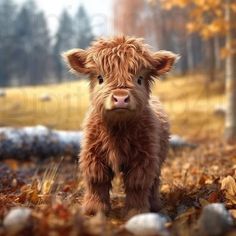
64 37 177 122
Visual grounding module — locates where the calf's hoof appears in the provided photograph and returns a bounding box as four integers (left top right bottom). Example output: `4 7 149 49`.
150 201 161 213
82 199 111 216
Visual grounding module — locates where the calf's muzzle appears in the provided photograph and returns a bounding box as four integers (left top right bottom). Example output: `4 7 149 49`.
111 89 130 109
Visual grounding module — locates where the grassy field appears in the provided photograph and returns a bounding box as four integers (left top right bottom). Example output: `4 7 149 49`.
0 74 225 139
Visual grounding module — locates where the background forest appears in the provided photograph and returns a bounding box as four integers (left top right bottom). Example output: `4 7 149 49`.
0 0 94 86
1 0 234 85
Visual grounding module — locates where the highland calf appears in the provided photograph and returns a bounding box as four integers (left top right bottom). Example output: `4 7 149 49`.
64 36 177 216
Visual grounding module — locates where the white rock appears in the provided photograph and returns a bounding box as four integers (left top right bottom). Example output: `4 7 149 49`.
0 89 6 97
39 93 52 102
3 207 32 235
198 203 233 236
214 104 226 116
124 213 169 236
169 134 197 148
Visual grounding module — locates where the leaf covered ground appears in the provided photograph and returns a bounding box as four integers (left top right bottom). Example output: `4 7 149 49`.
1 75 236 235
1 140 236 236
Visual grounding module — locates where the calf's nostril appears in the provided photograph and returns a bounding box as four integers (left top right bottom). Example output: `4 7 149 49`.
124 95 129 103
113 96 118 102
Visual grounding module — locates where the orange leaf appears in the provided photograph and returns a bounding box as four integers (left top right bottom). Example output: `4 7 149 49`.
207 191 219 203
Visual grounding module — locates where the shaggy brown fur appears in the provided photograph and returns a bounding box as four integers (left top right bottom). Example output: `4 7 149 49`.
64 36 177 216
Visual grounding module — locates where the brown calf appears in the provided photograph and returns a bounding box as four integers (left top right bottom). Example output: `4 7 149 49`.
64 36 177 216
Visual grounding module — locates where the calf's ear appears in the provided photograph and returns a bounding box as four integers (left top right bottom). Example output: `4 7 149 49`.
63 49 90 74
152 51 179 75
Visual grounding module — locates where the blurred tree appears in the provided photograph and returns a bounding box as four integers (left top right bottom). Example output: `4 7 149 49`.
75 5 94 49
113 0 205 74
114 0 146 37
54 9 75 82
31 11 51 85
14 0 50 85
0 0 16 86
225 0 236 141
149 0 236 141
156 0 231 80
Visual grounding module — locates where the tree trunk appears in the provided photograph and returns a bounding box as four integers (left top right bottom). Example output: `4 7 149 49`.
224 0 236 142
207 37 216 82
0 126 196 160
214 36 222 72
186 35 194 72
0 126 83 160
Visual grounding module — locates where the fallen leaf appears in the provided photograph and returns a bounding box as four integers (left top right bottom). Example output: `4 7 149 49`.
199 174 208 185
221 176 236 205
229 210 236 219
199 198 210 207
207 191 219 203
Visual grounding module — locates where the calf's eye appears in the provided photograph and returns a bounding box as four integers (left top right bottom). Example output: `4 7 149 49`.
137 76 143 85
97 75 104 84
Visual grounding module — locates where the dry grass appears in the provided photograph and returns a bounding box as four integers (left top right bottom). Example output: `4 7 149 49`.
0 81 90 130
154 74 225 139
0 74 225 139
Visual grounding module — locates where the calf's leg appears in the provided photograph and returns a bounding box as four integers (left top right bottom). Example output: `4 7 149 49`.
149 177 161 212
80 153 113 215
83 180 112 215
123 159 158 216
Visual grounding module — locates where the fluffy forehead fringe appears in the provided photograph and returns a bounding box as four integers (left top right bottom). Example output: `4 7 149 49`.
85 36 156 76
89 35 151 52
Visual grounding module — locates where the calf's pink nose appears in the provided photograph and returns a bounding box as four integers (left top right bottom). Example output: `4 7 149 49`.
112 94 129 108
